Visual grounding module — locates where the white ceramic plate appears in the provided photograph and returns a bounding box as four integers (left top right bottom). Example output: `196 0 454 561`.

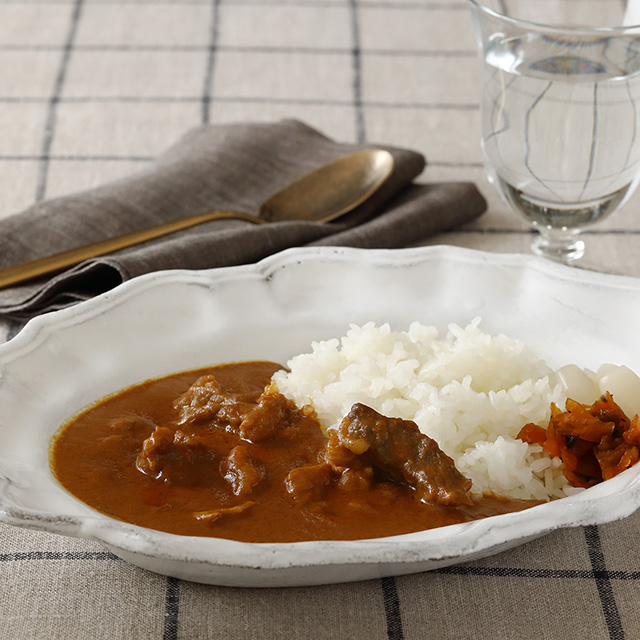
1 245 640 588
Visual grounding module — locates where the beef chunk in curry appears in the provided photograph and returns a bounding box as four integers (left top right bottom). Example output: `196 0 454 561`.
323 403 473 506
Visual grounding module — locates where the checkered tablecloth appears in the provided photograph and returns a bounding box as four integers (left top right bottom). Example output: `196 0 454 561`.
2 1 640 639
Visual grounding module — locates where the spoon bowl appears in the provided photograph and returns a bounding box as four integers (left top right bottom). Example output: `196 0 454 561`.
0 150 395 289
260 149 395 223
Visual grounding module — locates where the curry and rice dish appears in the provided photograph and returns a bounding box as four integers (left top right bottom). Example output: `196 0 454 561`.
49 321 640 542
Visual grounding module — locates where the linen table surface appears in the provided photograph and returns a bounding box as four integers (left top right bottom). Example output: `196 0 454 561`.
1 1 639 639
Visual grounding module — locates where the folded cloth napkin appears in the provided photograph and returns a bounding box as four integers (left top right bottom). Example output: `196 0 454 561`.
0 119 486 319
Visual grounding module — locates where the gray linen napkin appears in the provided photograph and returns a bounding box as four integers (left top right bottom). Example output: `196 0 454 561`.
0 119 486 319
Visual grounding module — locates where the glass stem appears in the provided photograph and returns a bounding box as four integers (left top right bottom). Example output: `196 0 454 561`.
531 226 585 264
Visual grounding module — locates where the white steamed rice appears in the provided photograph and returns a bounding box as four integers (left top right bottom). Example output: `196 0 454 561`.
272 318 584 501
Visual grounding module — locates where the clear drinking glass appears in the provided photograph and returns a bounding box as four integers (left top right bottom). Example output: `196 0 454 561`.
467 0 640 264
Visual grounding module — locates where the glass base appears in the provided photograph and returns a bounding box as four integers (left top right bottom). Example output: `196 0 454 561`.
531 228 585 264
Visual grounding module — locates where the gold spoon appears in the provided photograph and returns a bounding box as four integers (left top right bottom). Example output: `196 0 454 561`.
0 149 395 289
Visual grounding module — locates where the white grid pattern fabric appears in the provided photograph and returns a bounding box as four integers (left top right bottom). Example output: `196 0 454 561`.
1 2 640 639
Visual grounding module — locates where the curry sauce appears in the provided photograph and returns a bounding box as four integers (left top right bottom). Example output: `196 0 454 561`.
50 361 540 543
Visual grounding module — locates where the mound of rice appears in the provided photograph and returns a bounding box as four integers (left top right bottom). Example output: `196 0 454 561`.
272 318 583 501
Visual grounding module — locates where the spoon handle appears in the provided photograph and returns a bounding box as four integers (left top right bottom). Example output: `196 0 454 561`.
0 210 262 290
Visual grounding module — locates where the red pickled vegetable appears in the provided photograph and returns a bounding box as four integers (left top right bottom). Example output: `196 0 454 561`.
624 415 640 446
516 423 547 445
517 392 640 488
